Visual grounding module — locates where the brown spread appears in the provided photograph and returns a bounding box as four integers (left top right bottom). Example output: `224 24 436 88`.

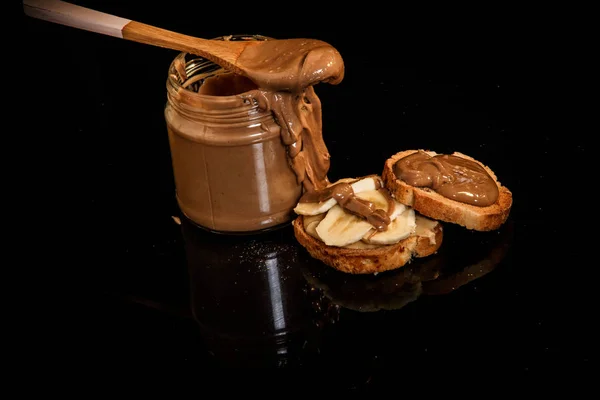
236 39 345 192
165 36 345 232
299 179 393 231
165 75 302 232
237 38 345 92
393 151 499 207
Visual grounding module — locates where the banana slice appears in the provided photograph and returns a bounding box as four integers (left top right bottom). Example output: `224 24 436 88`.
362 208 417 245
303 214 325 239
389 201 407 220
294 197 337 216
414 214 439 245
355 190 408 221
294 176 380 216
315 205 374 247
356 188 407 222
350 175 380 193
331 177 357 185
354 189 389 212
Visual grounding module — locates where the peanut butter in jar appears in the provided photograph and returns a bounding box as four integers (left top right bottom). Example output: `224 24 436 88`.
164 34 345 233
164 40 302 233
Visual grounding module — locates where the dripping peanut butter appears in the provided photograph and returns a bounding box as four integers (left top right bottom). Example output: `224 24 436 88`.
164 35 344 232
238 38 344 192
393 151 499 206
299 177 393 231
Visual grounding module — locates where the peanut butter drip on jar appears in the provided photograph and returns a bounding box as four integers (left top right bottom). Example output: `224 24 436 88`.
298 179 392 231
393 151 499 207
238 39 345 192
247 87 331 192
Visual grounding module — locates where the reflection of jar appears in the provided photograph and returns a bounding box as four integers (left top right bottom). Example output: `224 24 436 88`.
164 35 302 233
180 217 333 367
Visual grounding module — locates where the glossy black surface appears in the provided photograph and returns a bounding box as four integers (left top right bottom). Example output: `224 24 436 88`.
22 1 591 387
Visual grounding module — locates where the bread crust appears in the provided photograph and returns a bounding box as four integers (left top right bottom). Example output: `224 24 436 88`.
293 216 443 275
382 150 512 231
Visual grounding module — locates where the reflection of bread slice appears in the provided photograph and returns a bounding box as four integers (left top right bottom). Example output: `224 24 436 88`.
382 150 512 231
299 218 514 312
302 264 424 312
300 246 447 312
293 215 443 275
422 218 514 295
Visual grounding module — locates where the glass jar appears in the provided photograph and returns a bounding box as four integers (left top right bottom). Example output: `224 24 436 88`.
164 35 302 233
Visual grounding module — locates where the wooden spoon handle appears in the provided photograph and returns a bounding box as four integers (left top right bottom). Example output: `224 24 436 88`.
121 21 247 73
23 0 132 38
23 0 248 73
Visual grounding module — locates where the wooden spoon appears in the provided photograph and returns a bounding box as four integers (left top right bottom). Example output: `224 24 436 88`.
23 0 260 75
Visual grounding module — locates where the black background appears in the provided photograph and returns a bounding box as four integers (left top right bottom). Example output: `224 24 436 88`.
20 0 592 389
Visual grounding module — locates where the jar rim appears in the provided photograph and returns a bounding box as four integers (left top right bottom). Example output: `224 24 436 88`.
166 34 270 102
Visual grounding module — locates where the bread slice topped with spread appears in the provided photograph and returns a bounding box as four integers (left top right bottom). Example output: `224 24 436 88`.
382 150 512 231
292 175 443 274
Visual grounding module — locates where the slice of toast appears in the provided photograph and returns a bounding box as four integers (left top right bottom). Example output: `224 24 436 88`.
293 215 443 275
382 150 512 231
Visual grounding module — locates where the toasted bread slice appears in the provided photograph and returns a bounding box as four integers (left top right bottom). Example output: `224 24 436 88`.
293 215 443 275
382 150 512 231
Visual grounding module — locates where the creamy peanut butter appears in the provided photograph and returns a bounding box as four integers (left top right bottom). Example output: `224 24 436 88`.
165 36 345 232
165 72 301 232
237 39 345 92
393 151 499 206
238 38 345 192
298 178 393 231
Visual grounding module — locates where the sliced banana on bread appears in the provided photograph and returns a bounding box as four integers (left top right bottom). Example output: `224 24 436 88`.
293 175 443 274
